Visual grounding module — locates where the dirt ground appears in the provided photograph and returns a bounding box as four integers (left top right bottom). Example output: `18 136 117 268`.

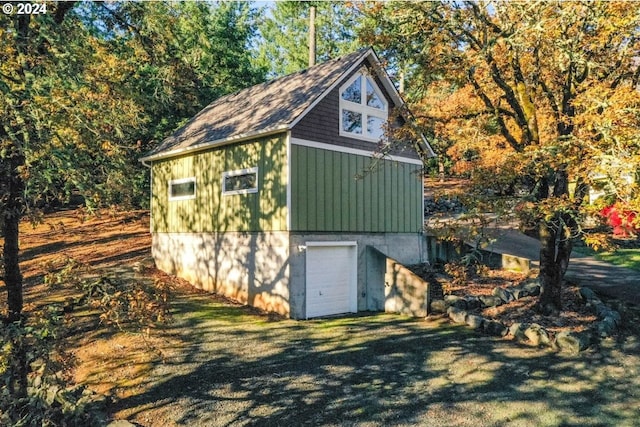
2 209 159 400
424 177 470 198
0 210 635 426
449 270 598 334
17 208 152 287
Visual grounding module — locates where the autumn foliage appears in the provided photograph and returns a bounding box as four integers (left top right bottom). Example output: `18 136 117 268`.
361 1 640 313
600 204 639 237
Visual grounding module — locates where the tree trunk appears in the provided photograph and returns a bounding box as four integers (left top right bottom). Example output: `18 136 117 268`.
308 5 316 67
5 322 28 399
538 220 561 313
1 150 27 399
573 177 589 205
3 14 29 323
537 217 572 315
553 168 569 197
3 213 23 322
2 153 25 322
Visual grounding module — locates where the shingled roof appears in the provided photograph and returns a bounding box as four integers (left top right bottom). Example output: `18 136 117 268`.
142 49 374 161
141 48 434 162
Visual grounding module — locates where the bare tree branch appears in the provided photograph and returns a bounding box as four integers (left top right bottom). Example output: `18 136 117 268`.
467 68 522 152
53 1 76 24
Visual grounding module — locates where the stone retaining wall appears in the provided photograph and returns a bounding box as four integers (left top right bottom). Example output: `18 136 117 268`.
431 279 622 353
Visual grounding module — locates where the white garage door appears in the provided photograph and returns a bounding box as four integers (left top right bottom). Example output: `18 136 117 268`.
305 242 358 319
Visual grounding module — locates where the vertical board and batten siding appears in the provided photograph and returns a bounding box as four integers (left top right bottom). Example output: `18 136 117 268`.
151 134 288 233
290 144 422 233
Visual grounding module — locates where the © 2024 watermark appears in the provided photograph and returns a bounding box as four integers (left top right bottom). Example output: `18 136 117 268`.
2 2 47 15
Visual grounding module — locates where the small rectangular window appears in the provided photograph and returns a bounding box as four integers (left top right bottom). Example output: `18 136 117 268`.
169 177 196 201
222 167 258 195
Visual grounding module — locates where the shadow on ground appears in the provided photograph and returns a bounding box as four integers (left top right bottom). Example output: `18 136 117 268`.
10 209 638 426
108 293 640 427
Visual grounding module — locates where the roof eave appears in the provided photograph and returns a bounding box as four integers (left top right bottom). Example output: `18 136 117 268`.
366 50 437 159
288 48 372 129
420 134 437 158
140 47 437 163
139 125 290 163
366 48 404 108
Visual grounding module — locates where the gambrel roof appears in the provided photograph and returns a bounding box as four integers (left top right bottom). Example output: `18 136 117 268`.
141 48 435 162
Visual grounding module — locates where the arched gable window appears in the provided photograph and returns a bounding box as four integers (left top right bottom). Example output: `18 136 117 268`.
339 69 388 142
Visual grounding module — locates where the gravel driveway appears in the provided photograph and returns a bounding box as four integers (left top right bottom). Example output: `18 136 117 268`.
107 291 640 427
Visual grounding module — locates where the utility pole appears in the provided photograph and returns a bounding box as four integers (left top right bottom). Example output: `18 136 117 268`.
309 5 316 67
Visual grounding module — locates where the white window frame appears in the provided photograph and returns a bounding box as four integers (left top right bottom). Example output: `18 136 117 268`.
222 167 259 196
168 177 196 201
339 69 388 142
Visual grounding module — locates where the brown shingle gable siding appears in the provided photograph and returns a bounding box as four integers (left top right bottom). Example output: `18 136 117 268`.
291 62 420 160
291 90 339 144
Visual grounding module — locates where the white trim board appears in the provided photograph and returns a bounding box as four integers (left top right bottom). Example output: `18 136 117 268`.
290 137 424 166
305 241 358 247
286 132 292 231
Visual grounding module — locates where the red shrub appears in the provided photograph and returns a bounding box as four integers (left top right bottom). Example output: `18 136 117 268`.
600 204 639 237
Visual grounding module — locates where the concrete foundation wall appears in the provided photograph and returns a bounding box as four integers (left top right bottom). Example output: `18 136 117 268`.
425 235 531 273
425 235 465 264
153 231 428 320
289 232 427 319
152 232 291 316
367 247 430 317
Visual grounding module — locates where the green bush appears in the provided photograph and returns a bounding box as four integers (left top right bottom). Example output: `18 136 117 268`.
0 312 108 426
1 257 172 426
81 275 172 331
44 256 172 332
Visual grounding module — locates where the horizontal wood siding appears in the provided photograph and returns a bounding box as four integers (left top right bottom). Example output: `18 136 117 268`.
291 145 423 233
291 60 420 161
152 134 288 233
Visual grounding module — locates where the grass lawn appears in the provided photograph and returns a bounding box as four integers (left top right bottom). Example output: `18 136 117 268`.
593 249 640 271
575 247 640 272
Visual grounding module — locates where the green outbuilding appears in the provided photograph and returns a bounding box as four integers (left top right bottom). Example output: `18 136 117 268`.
141 48 435 319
